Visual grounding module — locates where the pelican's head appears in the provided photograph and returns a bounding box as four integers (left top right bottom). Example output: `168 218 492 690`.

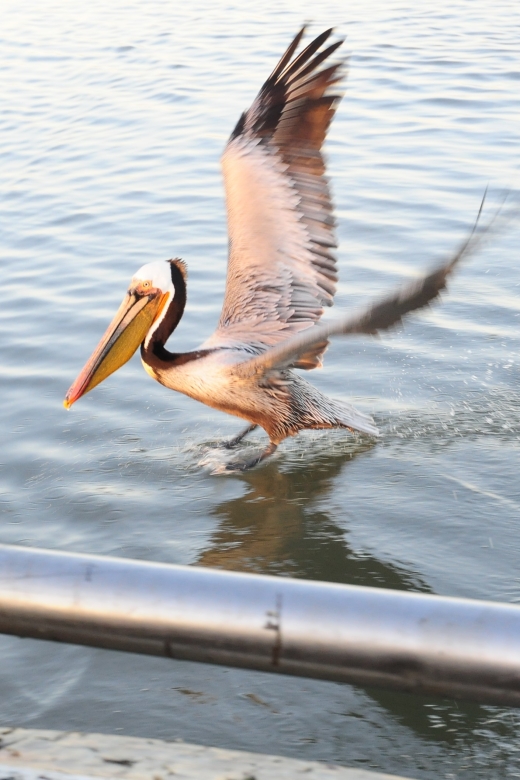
64 259 183 409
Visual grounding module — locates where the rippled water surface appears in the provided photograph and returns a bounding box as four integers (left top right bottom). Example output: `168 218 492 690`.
1 1 520 778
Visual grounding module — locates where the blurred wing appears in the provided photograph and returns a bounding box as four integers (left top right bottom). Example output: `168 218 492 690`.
234 196 493 380
202 28 345 368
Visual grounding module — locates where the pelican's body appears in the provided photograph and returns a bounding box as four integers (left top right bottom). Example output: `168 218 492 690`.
65 28 487 470
132 260 378 454
144 334 376 444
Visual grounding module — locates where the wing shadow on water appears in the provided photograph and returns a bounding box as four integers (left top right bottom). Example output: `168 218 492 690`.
196 442 514 747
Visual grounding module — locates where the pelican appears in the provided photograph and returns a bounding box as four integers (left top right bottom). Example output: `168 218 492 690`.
64 28 487 471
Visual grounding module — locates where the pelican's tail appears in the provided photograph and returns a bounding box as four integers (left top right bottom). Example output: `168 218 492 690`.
288 376 380 438
329 397 380 437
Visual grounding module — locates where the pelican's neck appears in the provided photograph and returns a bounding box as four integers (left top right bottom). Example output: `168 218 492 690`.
140 259 216 383
142 260 187 363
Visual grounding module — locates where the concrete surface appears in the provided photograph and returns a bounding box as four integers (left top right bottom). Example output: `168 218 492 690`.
0 727 413 780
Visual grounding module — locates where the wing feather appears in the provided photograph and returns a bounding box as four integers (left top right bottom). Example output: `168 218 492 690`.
233 196 494 379
202 28 345 363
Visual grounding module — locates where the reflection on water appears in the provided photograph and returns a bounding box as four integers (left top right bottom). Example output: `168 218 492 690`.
199 442 428 593
197 448 520 761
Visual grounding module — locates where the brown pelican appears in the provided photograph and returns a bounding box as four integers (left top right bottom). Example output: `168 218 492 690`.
64 28 487 471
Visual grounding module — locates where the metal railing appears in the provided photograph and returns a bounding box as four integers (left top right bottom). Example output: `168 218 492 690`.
0 543 519 706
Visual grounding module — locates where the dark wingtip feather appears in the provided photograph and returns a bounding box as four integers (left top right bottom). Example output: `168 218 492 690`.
235 28 345 146
286 40 345 87
267 27 307 82
279 28 334 82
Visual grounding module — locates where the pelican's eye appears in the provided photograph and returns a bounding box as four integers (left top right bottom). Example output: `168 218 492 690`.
131 279 155 298
134 280 153 296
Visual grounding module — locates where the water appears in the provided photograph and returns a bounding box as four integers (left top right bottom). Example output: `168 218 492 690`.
1 1 520 777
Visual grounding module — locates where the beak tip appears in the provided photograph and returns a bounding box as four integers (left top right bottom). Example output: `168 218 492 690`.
63 395 73 410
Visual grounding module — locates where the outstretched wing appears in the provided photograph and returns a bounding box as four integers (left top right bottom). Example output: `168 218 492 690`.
202 28 345 367
233 196 493 380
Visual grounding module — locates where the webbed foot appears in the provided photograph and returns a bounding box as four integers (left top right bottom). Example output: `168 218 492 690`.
224 441 278 472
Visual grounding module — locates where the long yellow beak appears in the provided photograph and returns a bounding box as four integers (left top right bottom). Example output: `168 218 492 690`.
64 288 167 409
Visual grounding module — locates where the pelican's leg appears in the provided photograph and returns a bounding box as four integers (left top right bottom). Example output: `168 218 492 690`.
226 441 278 472
221 424 258 449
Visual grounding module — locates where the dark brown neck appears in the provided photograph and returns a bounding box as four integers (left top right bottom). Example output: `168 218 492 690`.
140 259 217 370
141 259 187 363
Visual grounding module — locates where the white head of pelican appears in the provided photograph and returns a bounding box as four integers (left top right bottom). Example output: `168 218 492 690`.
64 259 182 408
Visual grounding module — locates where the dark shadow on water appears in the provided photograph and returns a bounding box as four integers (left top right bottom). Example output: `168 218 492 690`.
198 442 427 590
